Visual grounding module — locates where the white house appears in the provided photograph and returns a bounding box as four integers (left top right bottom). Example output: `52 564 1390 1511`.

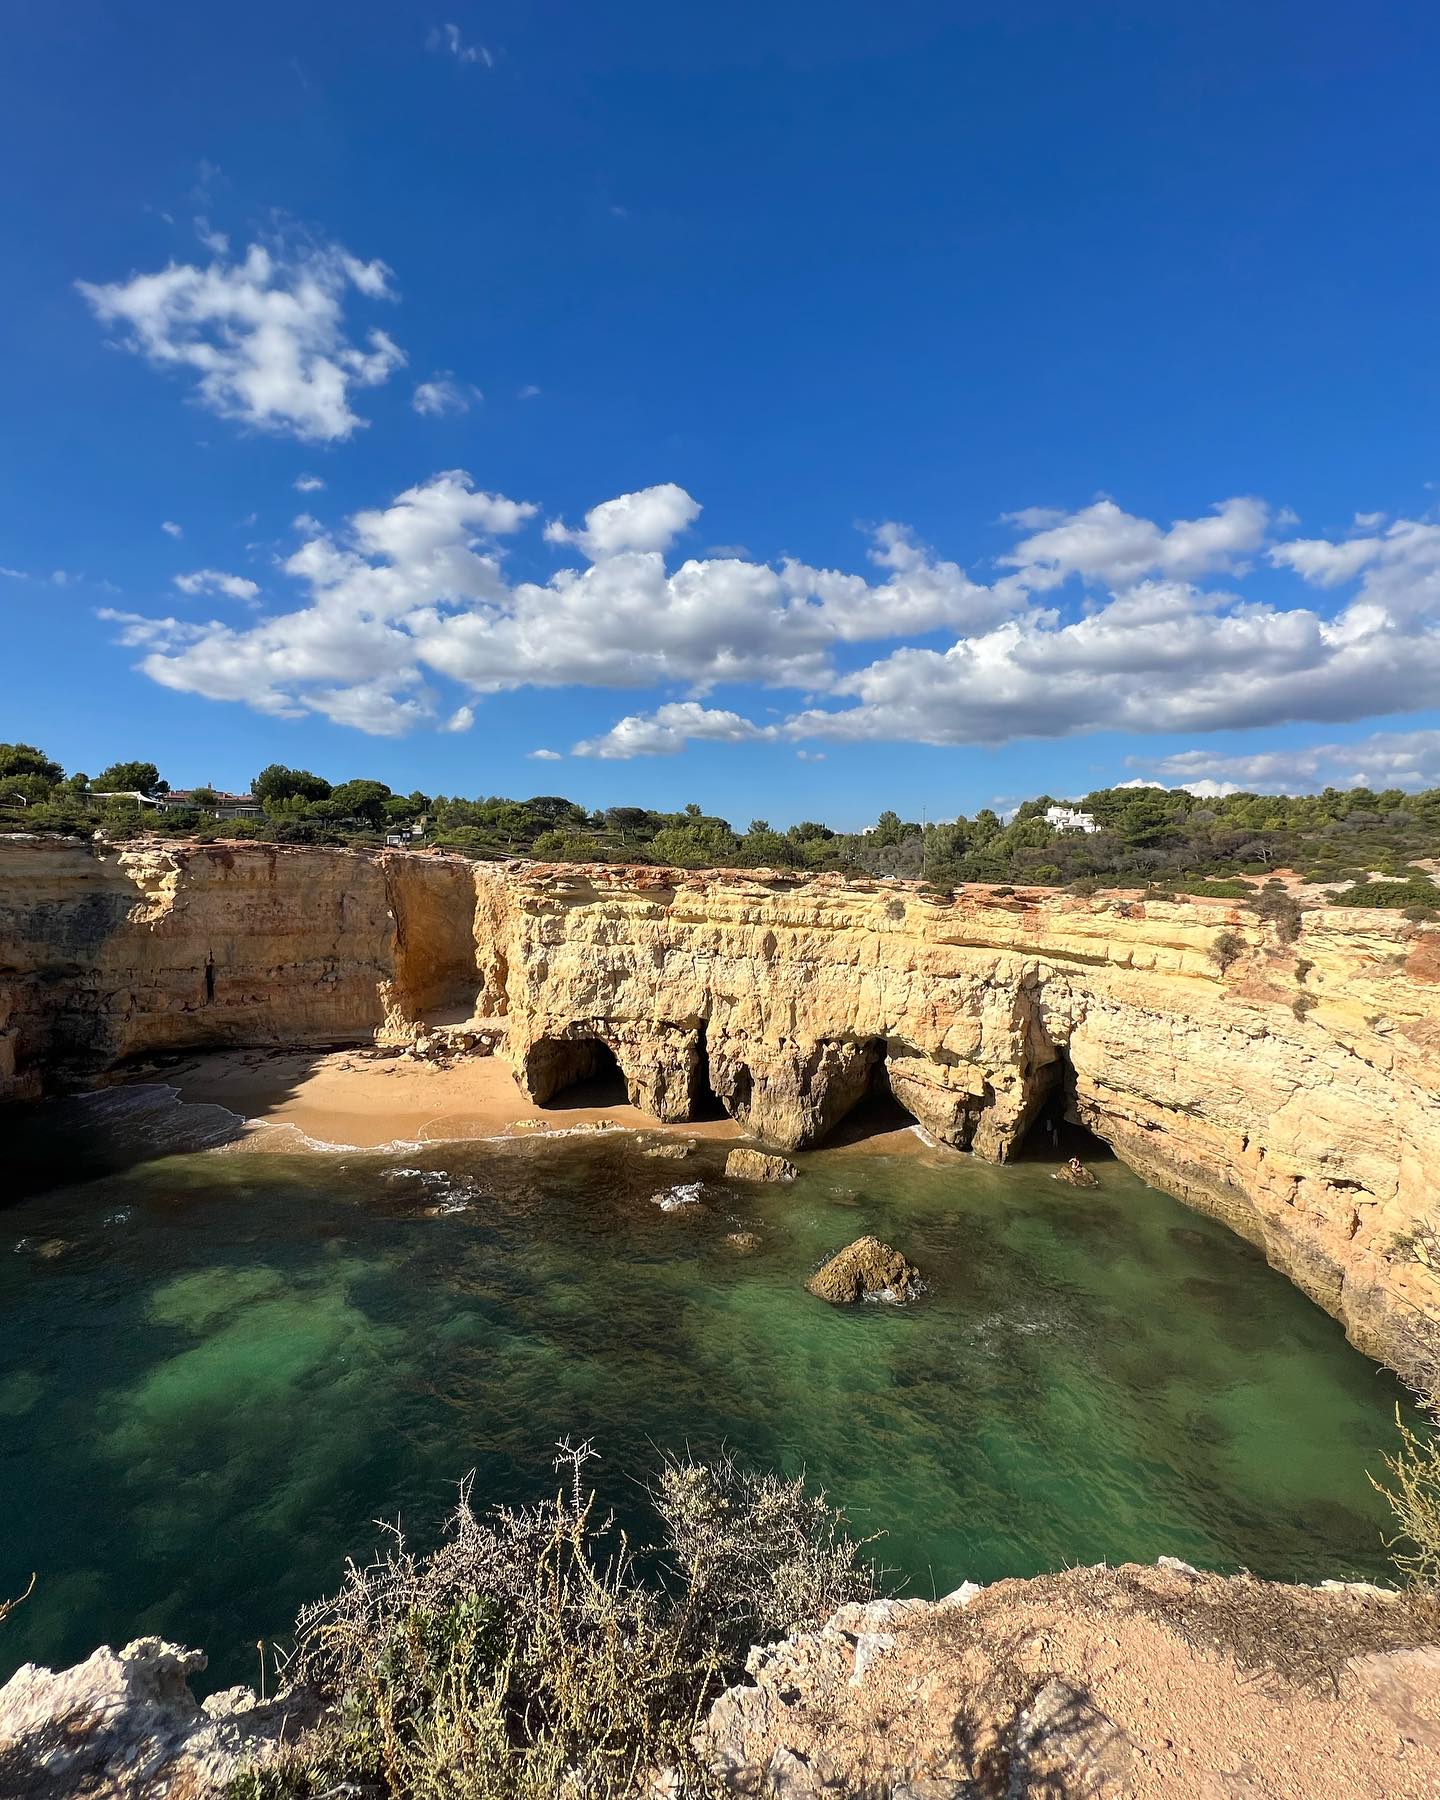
1044 805 1100 835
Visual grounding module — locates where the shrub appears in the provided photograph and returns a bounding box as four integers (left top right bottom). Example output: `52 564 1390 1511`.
1177 878 1256 899
1210 930 1245 972
1404 905 1439 923
232 1447 876 1799
1330 877 1440 910
1253 886 1305 942
1374 1401 1440 1588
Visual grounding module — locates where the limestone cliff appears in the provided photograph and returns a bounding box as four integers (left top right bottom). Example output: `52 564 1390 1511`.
2 836 1438 1384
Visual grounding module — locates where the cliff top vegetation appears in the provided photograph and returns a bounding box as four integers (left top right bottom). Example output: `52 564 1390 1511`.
2 742 1438 911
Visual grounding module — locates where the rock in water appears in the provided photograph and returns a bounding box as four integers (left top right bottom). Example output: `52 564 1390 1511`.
806 1235 922 1304
1054 1160 1101 1188
725 1148 798 1182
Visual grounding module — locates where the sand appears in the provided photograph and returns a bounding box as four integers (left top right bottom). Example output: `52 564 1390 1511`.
147 1046 730 1151
118 1043 940 1160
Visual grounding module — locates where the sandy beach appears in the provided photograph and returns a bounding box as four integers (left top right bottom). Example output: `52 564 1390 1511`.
117 1043 933 1160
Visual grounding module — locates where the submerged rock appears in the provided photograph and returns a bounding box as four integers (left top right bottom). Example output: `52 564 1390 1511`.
805 1235 922 1304
0 1636 311 1799
726 1230 762 1252
725 1148 798 1183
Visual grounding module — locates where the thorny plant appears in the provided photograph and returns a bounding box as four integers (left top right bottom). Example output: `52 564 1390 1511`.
1374 1398 1440 1590
231 1446 877 1800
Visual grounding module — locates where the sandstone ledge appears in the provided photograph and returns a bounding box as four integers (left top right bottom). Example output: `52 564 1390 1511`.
702 1561 1440 1798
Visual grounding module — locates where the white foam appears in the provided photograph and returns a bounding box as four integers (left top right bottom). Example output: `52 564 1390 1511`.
653 1181 704 1212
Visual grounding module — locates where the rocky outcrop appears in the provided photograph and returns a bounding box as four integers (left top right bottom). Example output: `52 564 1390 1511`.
701 1562 1440 1799
806 1236 923 1304
726 1148 798 1182
0 1636 310 1799
3 838 1439 1383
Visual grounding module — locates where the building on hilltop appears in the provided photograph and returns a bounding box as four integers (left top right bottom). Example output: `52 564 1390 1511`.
159 790 263 820
1044 805 1099 834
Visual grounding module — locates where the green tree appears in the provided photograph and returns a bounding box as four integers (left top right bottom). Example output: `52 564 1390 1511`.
324 779 392 829
0 743 62 785
253 763 333 806
94 761 164 795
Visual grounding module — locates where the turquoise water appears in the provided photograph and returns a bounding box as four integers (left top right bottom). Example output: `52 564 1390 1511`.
0 1091 1412 1690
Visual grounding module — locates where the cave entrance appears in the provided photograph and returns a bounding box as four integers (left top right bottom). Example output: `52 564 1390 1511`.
689 1023 728 1122
1010 1052 1112 1165
535 1037 629 1112
818 1042 917 1149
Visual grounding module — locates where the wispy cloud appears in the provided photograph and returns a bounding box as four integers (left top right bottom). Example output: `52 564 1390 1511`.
426 22 493 66
174 568 260 602
412 374 480 417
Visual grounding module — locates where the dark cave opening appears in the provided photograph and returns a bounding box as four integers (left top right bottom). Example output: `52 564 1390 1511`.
1010 1054 1113 1165
689 1023 728 1122
535 1037 629 1112
817 1044 917 1148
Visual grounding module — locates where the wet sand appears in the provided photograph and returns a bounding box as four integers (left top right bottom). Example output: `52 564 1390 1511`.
142 1044 934 1159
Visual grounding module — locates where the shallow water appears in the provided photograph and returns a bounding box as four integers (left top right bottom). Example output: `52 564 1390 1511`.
0 1091 1413 1689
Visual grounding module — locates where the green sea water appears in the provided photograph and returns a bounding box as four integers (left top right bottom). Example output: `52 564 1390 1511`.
0 1087 1413 1691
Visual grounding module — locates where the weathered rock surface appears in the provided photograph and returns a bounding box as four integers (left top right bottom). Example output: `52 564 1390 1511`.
0 1636 309 1799
3 840 1439 1382
806 1236 923 1304
725 1147 799 1182
701 1563 1440 1799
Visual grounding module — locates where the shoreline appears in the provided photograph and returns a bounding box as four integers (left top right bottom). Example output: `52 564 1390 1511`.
138 1045 937 1161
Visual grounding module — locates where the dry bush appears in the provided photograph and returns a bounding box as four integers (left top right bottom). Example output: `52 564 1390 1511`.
230 1445 876 1800
0 1574 34 1628
1209 929 1245 972
1374 1400 1440 1589
1253 886 1305 942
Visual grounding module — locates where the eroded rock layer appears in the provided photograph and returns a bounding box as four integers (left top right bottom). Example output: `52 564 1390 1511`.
2 837 1438 1382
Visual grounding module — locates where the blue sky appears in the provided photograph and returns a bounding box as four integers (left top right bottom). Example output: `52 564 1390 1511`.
4 0 1440 827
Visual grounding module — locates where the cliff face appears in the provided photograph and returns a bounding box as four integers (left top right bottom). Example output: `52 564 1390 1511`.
3 836 1438 1384
0 838 479 1086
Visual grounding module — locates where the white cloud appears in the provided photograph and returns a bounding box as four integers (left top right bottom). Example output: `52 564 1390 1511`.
98 476 1440 757
528 747 563 760
412 375 478 417
78 239 406 442
427 22 493 65
796 749 827 762
174 568 260 602
1136 732 1440 794
442 704 475 733
517 384 541 399
1000 496 1269 588
545 482 701 558
161 520 183 538
294 473 325 493
1270 517 1440 619
572 702 777 759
